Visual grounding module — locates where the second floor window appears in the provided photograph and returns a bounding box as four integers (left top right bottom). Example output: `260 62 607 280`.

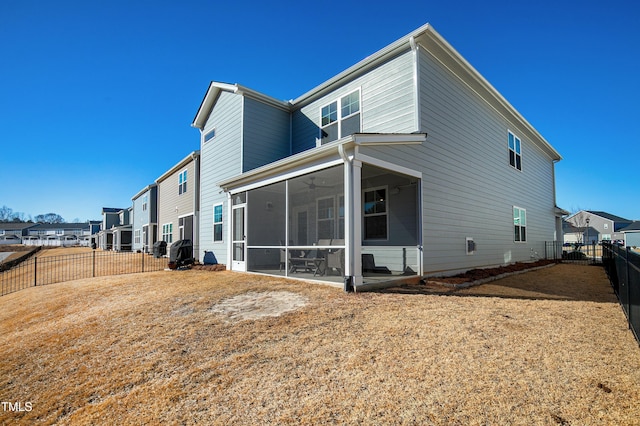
179 170 188 195
320 89 361 145
508 131 522 171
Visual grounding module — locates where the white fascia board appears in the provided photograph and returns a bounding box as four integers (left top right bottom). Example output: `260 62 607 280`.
352 133 426 145
155 151 200 184
234 84 291 111
419 27 562 162
217 133 426 191
291 23 433 107
192 82 290 130
131 183 157 201
191 82 238 129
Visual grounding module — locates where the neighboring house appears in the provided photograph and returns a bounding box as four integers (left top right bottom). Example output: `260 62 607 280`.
96 207 126 250
112 207 133 252
191 23 565 290
0 223 38 244
23 223 92 246
155 151 200 260
564 210 633 244
131 184 158 253
620 222 640 248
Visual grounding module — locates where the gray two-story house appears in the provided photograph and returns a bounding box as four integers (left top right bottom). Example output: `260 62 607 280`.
131 184 158 253
192 23 564 290
155 151 200 260
564 210 633 244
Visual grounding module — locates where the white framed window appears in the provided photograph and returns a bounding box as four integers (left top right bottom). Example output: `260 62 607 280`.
55 229 64 235
134 229 141 245
317 197 335 240
508 131 522 171
320 89 361 145
162 223 173 243
513 206 527 242
363 187 388 240
178 170 188 195
213 203 223 242
204 128 216 143
142 195 148 212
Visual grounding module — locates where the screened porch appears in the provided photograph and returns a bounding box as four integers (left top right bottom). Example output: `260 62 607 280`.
232 162 421 286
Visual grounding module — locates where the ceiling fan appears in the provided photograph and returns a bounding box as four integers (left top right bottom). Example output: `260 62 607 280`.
304 176 333 190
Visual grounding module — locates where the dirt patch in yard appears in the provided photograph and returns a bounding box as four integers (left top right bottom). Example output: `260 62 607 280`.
210 291 308 322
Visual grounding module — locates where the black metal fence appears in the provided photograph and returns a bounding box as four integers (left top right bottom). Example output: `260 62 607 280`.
602 242 640 344
545 241 602 264
1 251 168 296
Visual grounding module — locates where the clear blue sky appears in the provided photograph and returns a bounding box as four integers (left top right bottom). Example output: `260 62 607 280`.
1 0 638 222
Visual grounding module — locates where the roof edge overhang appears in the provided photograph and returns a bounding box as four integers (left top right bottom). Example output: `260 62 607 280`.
289 23 561 162
131 183 157 201
217 133 426 191
191 82 290 130
416 26 562 162
155 150 200 184
291 23 432 108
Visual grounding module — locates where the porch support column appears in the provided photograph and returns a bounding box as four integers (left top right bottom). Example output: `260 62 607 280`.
342 147 362 288
352 161 362 288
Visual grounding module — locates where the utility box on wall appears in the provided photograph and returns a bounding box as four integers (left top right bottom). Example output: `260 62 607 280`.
466 237 476 255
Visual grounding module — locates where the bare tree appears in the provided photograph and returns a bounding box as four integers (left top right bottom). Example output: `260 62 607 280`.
34 213 65 224
0 206 13 222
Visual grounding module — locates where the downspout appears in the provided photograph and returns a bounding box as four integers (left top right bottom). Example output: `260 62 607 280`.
410 36 421 133
192 151 200 261
339 144 355 292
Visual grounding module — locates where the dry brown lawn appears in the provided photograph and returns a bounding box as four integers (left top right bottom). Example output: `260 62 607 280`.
1 264 639 425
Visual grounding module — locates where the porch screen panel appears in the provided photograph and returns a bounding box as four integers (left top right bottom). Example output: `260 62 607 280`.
288 166 343 246
247 181 286 246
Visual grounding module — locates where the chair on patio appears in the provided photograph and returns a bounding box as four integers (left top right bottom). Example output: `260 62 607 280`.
325 248 344 276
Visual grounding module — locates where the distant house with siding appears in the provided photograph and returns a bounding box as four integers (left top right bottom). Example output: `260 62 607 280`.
0 223 38 244
192 23 565 290
564 210 633 244
96 207 126 250
23 223 92 246
155 151 200 260
621 222 640 248
112 207 133 251
131 184 158 253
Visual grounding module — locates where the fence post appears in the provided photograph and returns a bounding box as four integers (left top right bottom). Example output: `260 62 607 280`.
627 247 632 331
92 250 96 278
34 257 37 287
141 250 145 273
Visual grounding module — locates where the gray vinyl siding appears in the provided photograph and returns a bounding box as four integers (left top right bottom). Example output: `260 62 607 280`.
356 47 557 275
417 47 556 273
131 193 147 252
157 157 199 253
242 97 290 172
199 91 243 263
291 50 416 154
